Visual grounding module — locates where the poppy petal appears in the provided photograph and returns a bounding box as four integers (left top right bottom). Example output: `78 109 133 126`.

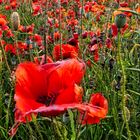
15 62 47 99
25 103 107 119
55 84 82 105
46 59 86 95
81 93 108 124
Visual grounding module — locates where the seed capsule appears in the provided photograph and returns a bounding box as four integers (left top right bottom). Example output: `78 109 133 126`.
115 14 126 29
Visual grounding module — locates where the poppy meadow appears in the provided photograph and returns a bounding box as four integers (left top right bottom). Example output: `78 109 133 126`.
0 0 140 140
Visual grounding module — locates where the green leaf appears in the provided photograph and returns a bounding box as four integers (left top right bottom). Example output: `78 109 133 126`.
68 109 76 140
118 9 140 16
126 68 140 72
127 89 140 96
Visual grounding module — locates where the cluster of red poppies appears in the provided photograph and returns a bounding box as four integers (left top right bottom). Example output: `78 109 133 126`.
0 0 137 64
1 0 139 137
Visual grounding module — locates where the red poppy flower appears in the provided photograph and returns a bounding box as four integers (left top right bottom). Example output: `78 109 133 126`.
33 34 42 46
4 42 27 55
0 17 9 31
111 23 128 37
106 38 112 49
0 29 2 38
19 24 34 33
4 0 18 10
5 29 14 38
5 43 16 54
53 31 60 40
136 6 140 13
0 14 6 19
82 31 88 39
16 42 27 52
0 17 7 26
93 50 99 63
111 24 118 37
121 23 128 34
32 4 42 16
9 59 86 136
0 39 6 46
5 5 11 10
53 44 78 60
10 1 18 9
90 44 98 52
81 93 108 125
120 2 128 7
14 58 85 123
67 37 79 49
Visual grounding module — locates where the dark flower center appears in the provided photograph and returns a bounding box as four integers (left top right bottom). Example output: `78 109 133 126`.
95 102 101 107
36 94 57 106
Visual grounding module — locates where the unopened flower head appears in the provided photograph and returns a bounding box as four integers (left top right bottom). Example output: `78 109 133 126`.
11 12 20 31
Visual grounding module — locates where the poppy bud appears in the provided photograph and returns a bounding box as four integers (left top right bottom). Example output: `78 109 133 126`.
82 31 88 39
90 36 97 46
115 14 126 29
67 38 78 47
11 12 20 31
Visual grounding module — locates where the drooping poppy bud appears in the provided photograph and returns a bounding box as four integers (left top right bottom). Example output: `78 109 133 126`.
115 14 126 29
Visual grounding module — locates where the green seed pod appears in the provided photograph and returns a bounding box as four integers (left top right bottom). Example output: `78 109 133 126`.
115 14 126 29
11 12 20 31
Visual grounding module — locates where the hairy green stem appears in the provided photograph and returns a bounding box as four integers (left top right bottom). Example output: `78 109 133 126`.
33 120 44 140
117 31 131 140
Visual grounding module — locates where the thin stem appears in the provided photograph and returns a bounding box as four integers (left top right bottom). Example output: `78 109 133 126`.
43 1 48 63
117 30 131 140
80 0 84 59
14 31 21 63
58 0 63 60
0 39 11 74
